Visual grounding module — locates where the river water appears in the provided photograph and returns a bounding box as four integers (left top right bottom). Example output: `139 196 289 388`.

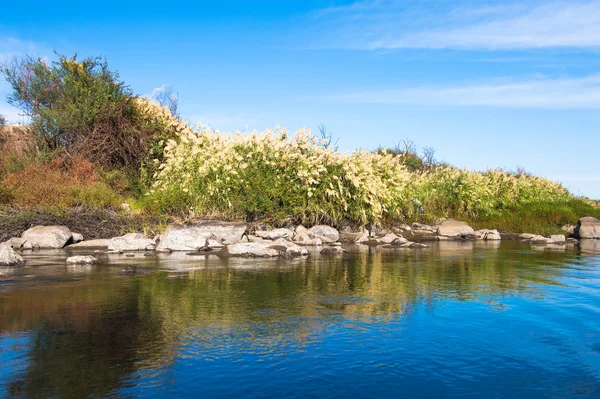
1 240 599 398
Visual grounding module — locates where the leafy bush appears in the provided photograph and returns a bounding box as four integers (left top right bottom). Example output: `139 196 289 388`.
149 126 414 225
2 54 178 171
149 125 575 227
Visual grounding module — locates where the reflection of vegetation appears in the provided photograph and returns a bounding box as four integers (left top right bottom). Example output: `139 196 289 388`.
0 244 582 398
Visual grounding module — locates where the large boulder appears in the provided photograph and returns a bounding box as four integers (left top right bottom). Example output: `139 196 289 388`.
108 233 155 252
21 225 73 249
436 219 475 237
0 244 25 266
255 228 294 240
157 220 247 251
220 240 308 258
575 217 600 239
308 225 339 242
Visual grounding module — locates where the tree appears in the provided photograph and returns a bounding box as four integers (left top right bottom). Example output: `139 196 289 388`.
1 53 161 168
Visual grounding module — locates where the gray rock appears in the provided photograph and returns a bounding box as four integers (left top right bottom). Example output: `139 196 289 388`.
108 233 155 251
355 230 370 243
221 240 308 258
549 234 566 244
271 238 309 256
294 234 323 246
66 255 98 265
72 232 84 243
295 225 309 237
561 224 576 235
308 225 339 242
411 222 435 232
2 237 28 250
21 225 73 249
255 228 294 240
376 233 403 245
519 233 538 240
529 235 553 244
0 244 25 266
157 220 247 251
575 216 600 239
475 229 502 241
67 239 110 249
436 219 475 237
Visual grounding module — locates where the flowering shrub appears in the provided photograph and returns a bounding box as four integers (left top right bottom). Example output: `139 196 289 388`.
149 123 573 225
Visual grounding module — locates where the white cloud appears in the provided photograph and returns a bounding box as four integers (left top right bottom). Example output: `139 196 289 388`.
314 1 600 50
0 36 40 61
327 74 600 108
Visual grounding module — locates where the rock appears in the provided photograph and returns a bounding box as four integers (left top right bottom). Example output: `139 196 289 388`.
411 222 435 232
66 255 97 265
271 238 309 256
475 229 502 241
294 234 323 246
575 217 600 239
21 225 73 249
71 232 84 243
247 235 264 242
120 203 131 212
108 233 155 252
67 239 110 249
550 234 566 244
308 225 340 242
436 219 475 237
393 224 412 233
408 242 429 248
519 233 538 240
220 241 307 258
255 228 294 240
529 235 553 244
376 233 402 245
295 225 309 237
0 244 25 266
561 224 576 235
157 220 247 251
207 239 226 249
2 237 28 250
355 230 370 243
320 246 345 255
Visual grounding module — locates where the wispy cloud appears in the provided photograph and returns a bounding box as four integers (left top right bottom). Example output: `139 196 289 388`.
313 1 600 50
327 74 600 108
0 36 41 61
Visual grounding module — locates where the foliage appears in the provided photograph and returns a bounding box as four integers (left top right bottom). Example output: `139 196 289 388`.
0 114 6 126
0 156 123 208
1 54 177 170
149 126 414 225
149 125 577 227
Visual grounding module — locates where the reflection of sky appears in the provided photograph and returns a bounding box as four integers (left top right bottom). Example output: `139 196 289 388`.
0 334 32 398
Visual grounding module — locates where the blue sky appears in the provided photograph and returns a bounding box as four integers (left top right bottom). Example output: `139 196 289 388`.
1 0 600 198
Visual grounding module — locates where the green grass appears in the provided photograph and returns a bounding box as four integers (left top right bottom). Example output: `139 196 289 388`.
468 199 600 236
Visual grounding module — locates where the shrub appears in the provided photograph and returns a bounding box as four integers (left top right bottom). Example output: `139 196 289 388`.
149 126 414 225
1 156 122 208
1 54 178 171
149 125 575 227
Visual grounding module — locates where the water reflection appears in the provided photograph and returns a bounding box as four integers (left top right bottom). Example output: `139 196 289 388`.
0 241 598 398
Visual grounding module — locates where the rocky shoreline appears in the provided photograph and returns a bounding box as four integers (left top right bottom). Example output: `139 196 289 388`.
1 216 599 266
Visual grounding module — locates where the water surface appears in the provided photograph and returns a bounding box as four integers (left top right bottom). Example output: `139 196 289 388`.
1 241 600 398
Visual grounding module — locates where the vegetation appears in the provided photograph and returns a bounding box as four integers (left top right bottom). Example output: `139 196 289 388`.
1 52 598 236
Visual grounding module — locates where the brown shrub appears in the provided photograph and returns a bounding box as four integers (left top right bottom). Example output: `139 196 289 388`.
1 156 121 208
